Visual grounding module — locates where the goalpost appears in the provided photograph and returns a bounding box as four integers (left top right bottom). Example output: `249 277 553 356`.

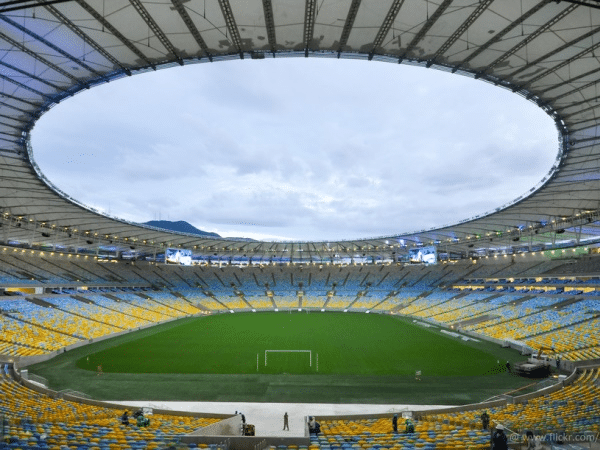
265 350 312 367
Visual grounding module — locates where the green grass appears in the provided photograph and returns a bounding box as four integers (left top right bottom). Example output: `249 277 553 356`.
76 312 502 376
29 312 535 404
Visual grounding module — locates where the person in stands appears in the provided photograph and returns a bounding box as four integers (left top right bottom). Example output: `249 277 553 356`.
526 430 536 449
309 417 320 434
492 424 508 450
136 412 150 427
480 411 490 430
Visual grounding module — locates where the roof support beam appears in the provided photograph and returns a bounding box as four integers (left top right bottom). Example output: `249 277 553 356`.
461 0 552 67
0 59 65 92
0 100 36 116
0 112 27 124
0 92 40 108
486 4 578 72
129 0 183 64
261 0 277 55
337 0 361 58
548 79 599 104
559 0 600 9
508 26 600 81
0 73 52 100
400 0 452 60
0 135 19 145
539 66 600 96
0 130 21 139
0 29 83 85
74 0 155 69
0 0 72 13
0 14 102 78
43 2 131 76
562 102 600 120
171 0 212 61
217 0 244 58
368 0 405 60
524 37 600 89
303 0 317 57
432 0 495 63
557 94 600 111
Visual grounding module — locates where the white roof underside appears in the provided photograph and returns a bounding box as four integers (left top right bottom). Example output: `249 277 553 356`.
0 0 599 260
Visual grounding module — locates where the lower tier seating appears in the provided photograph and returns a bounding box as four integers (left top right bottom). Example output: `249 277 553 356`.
0 374 222 449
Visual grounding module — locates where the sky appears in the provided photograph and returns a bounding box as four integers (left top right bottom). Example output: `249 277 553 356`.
31 57 558 242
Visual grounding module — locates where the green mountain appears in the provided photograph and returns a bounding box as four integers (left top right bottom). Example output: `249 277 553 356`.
142 220 221 238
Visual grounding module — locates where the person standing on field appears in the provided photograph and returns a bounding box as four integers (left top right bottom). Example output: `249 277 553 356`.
283 412 289 431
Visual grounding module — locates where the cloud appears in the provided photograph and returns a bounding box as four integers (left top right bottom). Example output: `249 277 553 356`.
31 58 558 241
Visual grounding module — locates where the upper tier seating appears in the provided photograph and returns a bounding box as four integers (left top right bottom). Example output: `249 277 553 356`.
2 257 600 364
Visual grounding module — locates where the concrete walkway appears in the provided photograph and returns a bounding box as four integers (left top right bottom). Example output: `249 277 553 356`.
111 401 447 437
111 401 600 448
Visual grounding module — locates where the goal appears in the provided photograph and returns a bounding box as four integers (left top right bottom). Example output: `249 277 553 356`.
265 350 312 367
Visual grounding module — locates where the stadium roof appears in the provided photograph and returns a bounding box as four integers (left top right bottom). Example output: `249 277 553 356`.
1 0 600 262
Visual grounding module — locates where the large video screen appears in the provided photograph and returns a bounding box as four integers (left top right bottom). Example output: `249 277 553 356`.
165 248 192 266
409 246 437 265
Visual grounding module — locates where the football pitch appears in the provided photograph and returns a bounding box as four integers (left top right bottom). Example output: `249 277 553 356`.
29 312 536 404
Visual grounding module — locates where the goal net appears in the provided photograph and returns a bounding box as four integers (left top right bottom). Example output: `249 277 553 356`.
264 350 313 373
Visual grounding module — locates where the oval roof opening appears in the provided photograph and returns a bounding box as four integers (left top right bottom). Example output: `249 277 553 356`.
32 57 557 241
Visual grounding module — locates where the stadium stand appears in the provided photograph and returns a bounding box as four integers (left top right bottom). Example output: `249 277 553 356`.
313 369 599 449
2 254 600 449
0 368 224 449
2 257 600 371
302 295 327 308
274 295 300 309
418 368 600 437
315 417 491 449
